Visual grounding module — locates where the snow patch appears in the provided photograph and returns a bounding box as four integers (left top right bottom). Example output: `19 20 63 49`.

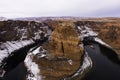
68 59 73 65
64 52 92 80
33 30 43 40
0 40 34 63
25 47 42 80
76 26 98 40
76 26 112 49
94 37 112 48
78 44 84 48
73 52 92 77
32 47 41 55
31 46 49 58
25 46 50 80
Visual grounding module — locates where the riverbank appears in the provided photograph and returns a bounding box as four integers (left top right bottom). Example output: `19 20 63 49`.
63 52 92 80
83 43 120 80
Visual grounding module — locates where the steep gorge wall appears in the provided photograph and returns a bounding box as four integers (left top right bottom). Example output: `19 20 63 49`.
0 20 47 42
75 21 120 56
33 21 84 80
0 20 50 77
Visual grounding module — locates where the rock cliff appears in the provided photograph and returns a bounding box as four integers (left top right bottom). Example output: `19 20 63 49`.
0 20 49 76
32 21 84 80
75 20 120 58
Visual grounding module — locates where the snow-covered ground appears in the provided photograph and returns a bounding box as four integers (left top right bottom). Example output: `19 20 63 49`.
76 26 98 41
94 37 112 48
76 25 112 48
0 23 51 65
24 47 42 80
0 40 34 63
64 52 92 80
25 46 49 80
73 52 92 77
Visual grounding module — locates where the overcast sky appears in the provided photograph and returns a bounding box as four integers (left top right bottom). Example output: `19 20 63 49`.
0 0 120 18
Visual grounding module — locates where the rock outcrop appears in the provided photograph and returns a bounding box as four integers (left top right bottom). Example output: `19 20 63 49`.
33 21 84 80
75 20 120 58
0 20 49 77
0 20 48 42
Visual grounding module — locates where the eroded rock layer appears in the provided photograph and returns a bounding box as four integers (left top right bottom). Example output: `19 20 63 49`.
33 21 84 80
75 20 120 58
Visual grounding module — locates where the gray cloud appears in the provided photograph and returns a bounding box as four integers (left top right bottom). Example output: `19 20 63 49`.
0 0 120 18
92 6 120 17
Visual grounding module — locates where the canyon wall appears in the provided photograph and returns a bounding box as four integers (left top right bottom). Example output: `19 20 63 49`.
75 20 120 57
33 21 84 80
0 20 47 42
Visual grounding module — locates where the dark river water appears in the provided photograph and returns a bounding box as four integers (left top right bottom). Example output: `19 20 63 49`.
2 62 26 80
83 43 120 80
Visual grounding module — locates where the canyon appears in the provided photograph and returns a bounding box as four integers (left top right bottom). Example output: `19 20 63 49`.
0 17 120 80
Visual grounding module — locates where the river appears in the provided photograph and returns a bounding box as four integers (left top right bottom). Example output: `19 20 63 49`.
83 43 120 80
1 62 26 80
1 39 120 80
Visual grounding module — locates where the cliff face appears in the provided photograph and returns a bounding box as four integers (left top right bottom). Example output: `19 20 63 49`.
33 21 84 80
0 20 49 56
0 20 49 75
0 20 47 42
75 21 120 57
45 21 82 59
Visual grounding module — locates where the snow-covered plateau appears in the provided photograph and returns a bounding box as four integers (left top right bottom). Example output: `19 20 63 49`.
0 40 34 63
